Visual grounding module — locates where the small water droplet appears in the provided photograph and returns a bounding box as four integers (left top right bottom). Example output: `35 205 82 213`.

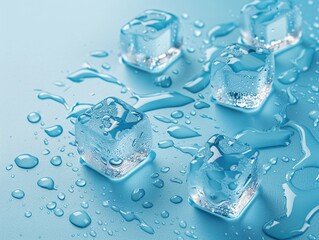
131 188 145 201
153 179 164 188
50 156 62 166
46 201 57 210
27 112 41 123
24 211 32 218
54 208 64 217
161 210 169 218
170 195 183 204
45 125 63 137
37 177 55 190
75 178 86 187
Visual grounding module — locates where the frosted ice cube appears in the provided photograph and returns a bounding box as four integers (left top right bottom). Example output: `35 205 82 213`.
187 134 261 219
210 43 274 110
75 97 153 180
120 9 182 73
240 0 302 51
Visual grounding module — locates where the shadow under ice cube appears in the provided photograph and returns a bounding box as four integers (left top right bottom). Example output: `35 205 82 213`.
240 0 302 51
187 134 261 219
120 9 182 73
75 97 153 180
210 43 274 110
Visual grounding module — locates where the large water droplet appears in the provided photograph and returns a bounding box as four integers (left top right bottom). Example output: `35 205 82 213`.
69 210 92 228
11 189 25 199
14 154 39 169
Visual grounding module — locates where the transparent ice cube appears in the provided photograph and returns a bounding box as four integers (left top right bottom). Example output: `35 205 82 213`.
75 97 153 180
210 43 274 110
240 0 302 51
187 134 261 219
120 9 182 73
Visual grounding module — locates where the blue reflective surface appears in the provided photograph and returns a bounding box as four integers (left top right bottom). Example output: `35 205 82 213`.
1 0 319 239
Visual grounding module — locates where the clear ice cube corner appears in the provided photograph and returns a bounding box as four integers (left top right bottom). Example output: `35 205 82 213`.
210 43 274 110
120 9 182 73
75 97 153 180
187 134 261 219
240 0 302 51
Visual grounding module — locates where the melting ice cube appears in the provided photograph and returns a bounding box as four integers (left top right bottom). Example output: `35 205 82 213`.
120 9 182 73
187 134 261 219
240 0 302 51
75 97 153 180
210 43 274 110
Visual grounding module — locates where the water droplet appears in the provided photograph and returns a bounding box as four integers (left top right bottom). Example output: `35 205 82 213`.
167 125 201 139
6 164 13 171
194 20 205 28
158 140 174 149
207 22 237 41
133 91 194 112
50 156 62 166
179 220 187 228
25 211 32 218
160 166 170 173
14 154 39 169
194 101 210 109
142 202 153 208
69 210 91 228
67 67 122 87
183 73 210 93
37 177 55 190
11 189 25 199
90 50 109 58
170 195 183 204
81 201 89 209
46 201 57 210
57 192 65 201
161 210 169 218
37 90 69 110
75 178 86 187
44 125 63 137
171 110 184 119
54 208 64 217
170 177 183 184
131 188 145 201
27 112 41 123
154 75 172 88
153 179 164 188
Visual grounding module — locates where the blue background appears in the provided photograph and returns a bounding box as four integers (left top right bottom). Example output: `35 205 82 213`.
1 0 319 239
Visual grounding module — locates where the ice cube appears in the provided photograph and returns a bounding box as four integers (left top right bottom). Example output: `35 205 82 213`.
240 0 302 51
187 134 261 219
210 43 274 110
75 97 153 180
120 9 182 73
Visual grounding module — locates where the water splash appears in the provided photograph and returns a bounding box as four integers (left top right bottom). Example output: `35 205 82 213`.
110 205 155 234
207 22 237 42
37 90 69 110
67 67 122 86
67 102 94 119
183 72 210 94
133 91 194 112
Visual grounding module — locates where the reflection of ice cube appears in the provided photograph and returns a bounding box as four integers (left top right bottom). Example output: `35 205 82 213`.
120 9 182 73
187 134 261 219
240 0 302 51
210 43 274 110
75 97 153 180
